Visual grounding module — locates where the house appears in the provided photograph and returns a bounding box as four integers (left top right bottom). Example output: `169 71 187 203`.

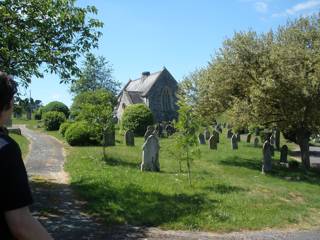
116 67 178 123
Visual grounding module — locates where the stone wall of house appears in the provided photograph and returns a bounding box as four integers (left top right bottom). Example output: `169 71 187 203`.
147 69 178 122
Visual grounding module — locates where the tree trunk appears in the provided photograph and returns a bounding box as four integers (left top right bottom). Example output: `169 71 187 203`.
296 129 311 169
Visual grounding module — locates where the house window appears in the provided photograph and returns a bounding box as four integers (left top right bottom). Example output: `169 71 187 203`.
161 88 172 111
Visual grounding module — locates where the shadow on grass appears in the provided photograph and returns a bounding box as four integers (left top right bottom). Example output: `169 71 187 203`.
203 184 247 194
71 180 218 228
218 156 320 185
103 155 140 169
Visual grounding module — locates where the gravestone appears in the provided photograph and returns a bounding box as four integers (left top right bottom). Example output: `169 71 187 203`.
231 134 238 150
141 135 160 172
144 126 154 141
213 130 220 143
236 133 241 142
104 130 115 146
215 125 222 134
270 135 275 146
198 133 206 145
255 128 260 136
246 133 252 143
166 125 175 137
280 145 288 164
262 140 272 173
275 129 280 150
125 130 135 146
254 137 259 147
227 129 233 138
26 111 32 120
155 123 164 138
209 135 218 150
270 145 275 157
204 129 211 140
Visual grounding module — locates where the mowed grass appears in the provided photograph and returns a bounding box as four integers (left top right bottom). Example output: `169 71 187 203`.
65 130 320 232
10 133 29 159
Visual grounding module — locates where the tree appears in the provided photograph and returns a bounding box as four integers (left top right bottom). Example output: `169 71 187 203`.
197 14 320 168
173 95 200 185
0 0 103 86
70 53 120 95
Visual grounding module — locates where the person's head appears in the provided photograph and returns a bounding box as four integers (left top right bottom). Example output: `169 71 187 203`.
0 72 17 125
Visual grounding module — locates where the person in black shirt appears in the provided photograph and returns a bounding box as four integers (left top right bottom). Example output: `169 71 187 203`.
0 72 53 239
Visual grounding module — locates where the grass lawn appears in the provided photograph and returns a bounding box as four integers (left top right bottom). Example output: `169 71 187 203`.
65 129 320 232
10 133 29 159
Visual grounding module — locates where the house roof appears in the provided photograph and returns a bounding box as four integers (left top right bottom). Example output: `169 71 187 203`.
125 70 163 96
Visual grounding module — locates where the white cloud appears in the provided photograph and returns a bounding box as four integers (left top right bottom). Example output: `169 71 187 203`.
255 2 268 13
273 0 320 17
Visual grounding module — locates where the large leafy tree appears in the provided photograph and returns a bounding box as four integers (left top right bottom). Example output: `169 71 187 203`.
197 14 320 168
0 0 103 86
70 53 120 95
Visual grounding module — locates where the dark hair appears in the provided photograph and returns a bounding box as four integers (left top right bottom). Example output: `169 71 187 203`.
0 72 17 112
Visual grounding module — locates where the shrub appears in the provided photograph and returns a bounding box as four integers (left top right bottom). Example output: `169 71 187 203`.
43 101 70 118
34 107 43 120
289 160 300 169
59 122 72 136
43 111 66 131
65 122 98 146
121 104 154 136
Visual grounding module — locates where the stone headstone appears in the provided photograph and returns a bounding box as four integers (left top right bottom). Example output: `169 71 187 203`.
262 140 272 172
215 124 222 134
231 134 238 150
198 133 206 145
166 125 175 137
246 133 252 143
155 123 164 138
270 145 275 157
275 129 280 150
270 135 275 146
213 130 220 143
280 145 288 164
144 126 154 141
8 128 21 135
254 137 259 147
227 129 233 139
236 133 241 142
204 129 211 140
209 135 218 150
141 135 160 172
255 128 260 136
125 130 135 146
104 130 115 146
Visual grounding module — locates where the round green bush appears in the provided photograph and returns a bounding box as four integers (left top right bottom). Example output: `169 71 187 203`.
59 122 72 137
65 122 98 146
43 101 70 118
121 104 154 136
43 111 66 131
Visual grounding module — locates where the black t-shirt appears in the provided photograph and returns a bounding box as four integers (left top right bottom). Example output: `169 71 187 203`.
0 128 33 239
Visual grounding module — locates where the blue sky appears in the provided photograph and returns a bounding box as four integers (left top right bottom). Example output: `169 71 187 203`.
23 0 320 106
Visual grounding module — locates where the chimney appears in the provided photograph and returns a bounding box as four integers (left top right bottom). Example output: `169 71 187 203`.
141 71 150 81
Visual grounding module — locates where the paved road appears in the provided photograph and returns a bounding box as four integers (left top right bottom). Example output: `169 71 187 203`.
18 126 320 240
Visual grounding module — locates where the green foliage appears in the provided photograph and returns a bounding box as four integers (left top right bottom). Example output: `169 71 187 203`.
65 121 98 146
70 53 120 95
70 89 116 119
59 122 72 137
0 1 103 86
43 111 66 131
34 107 43 120
121 104 154 136
43 101 69 118
173 97 200 184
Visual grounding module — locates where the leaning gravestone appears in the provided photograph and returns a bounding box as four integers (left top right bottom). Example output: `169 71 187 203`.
125 130 135 146
141 135 160 172
231 134 238 150
104 130 115 146
246 133 252 143
254 137 259 147
198 133 206 145
275 129 280 150
209 135 218 150
280 145 288 164
213 130 220 143
270 135 275 146
262 140 272 172
204 129 211 140
236 133 241 142
227 129 233 139
144 126 154 141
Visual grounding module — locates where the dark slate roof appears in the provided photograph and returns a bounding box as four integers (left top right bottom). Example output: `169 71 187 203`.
125 70 163 96
128 91 144 104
